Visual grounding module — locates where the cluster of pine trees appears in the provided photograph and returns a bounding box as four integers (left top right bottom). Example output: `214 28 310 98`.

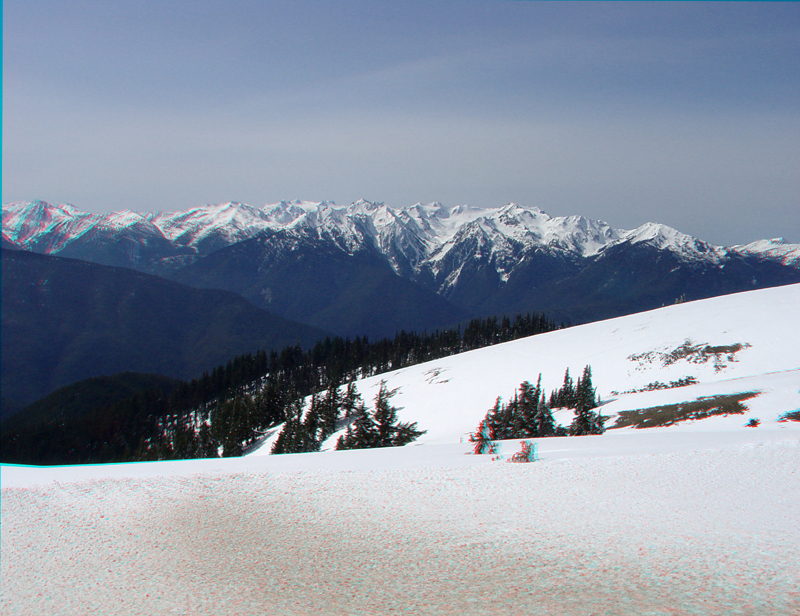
269 380 425 454
335 381 425 451
471 365 606 453
549 366 607 436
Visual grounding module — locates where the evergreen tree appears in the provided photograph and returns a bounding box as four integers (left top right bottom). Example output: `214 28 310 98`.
301 393 323 452
373 381 402 447
505 393 520 438
334 382 365 450
469 419 498 454
340 381 361 418
532 391 556 437
485 397 511 440
271 397 304 453
392 420 426 446
198 423 217 458
335 381 424 450
576 365 597 412
335 420 357 451
318 378 343 442
569 365 605 436
347 401 377 449
551 368 577 408
516 380 539 438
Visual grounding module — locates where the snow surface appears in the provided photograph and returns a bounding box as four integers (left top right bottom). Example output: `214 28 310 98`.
2 284 800 615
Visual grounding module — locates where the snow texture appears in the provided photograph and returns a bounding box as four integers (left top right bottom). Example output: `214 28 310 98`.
2 284 800 614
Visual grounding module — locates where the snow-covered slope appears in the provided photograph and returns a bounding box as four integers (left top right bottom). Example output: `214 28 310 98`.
3 285 799 616
247 282 800 453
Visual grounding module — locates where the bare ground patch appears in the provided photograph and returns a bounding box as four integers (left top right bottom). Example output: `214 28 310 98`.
611 391 760 429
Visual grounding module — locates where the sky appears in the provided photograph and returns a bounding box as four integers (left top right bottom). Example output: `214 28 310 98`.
3 1 799 245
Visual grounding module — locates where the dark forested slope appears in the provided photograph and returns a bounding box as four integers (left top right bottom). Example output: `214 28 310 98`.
1 249 329 416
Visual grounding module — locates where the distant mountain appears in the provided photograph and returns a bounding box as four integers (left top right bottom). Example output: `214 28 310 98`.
5 199 800 328
170 226 469 339
1 249 329 412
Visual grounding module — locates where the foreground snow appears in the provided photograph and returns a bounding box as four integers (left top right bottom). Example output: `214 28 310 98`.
2 432 799 615
2 284 800 614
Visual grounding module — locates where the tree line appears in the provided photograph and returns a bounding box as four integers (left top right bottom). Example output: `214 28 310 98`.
1 310 560 464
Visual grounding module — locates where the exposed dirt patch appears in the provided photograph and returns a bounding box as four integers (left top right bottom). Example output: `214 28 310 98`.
611 391 760 429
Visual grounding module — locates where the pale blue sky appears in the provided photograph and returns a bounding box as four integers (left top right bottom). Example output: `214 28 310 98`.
3 1 799 244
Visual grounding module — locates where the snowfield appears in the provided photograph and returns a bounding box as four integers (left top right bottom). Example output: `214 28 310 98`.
3 284 800 615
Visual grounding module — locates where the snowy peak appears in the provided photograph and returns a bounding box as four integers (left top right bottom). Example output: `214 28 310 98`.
427 204 623 283
2 201 91 250
152 202 273 249
610 222 724 264
731 237 800 268
3 199 799 290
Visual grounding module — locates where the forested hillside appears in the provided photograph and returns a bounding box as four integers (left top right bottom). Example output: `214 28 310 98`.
0 311 559 464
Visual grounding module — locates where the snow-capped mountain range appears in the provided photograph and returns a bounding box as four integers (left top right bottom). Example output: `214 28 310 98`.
5 198 799 276
4 199 800 331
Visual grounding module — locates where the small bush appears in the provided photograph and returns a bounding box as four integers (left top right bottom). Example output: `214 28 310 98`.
779 410 800 423
746 418 761 427
508 440 537 463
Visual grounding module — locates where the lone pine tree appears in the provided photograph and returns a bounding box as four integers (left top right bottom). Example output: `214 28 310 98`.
469 419 499 455
569 365 606 436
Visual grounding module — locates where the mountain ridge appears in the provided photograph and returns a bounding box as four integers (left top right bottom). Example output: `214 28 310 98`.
5 199 800 327
7 199 799 275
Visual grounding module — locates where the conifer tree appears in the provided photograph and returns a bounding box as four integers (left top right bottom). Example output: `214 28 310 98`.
335 419 357 451
335 381 424 449
334 382 365 450
198 423 217 458
516 380 539 438
532 391 556 437
569 365 605 436
577 365 597 412
301 393 323 452
271 397 304 453
347 401 378 449
318 378 343 442
469 419 498 454
218 396 246 457
505 392 520 438
486 397 511 440
393 420 426 446
373 381 402 447
340 381 361 418
550 368 577 408
564 368 576 408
